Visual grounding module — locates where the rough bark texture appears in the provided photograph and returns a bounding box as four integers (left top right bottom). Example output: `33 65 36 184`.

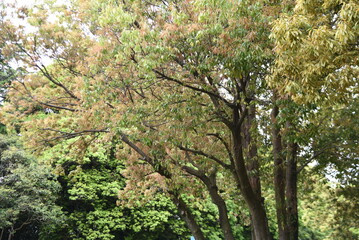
271 104 289 240
183 166 235 240
244 104 266 240
249 203 272 240
286 137 298 240
173 195 206 240
232 107 272 240
206 174 235 240
244 104 262 198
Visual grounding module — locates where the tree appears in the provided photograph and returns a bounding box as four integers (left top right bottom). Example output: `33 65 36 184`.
0 0 357 239
269 1 358 237
40 138 194 240
1 0 276 238
0 135 64 240
269 0 358 104
0 6 16 104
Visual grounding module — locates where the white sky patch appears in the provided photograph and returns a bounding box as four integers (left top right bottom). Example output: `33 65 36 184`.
3 0 69 68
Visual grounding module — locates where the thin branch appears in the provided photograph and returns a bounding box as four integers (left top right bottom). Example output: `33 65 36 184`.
14 43 80 101
19 82 77 112
297 145 339 173
13 217 32 232
178 145 231 169
40 128 108 142
120 132 172 178
153 69 235 108
38 101 77 112
206 133 234 166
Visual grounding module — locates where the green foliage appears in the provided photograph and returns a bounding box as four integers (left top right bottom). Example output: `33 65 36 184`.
269 0 358 104
0 135 64 239
329 185 359 239
41 139 190 240
187 195 251 240
0 0 357 239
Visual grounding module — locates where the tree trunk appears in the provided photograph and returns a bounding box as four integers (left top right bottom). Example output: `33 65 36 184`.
249 203 272 240
231 118 272 240
7 227 13 240
271 104 289 240
183 166 235 240
286 136 298 240
172 195 206 240
244 104 261 198
244 104 267 240
205 173 235 240
250 216 256 240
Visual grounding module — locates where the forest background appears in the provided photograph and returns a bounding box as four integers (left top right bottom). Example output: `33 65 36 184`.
0 0 358 239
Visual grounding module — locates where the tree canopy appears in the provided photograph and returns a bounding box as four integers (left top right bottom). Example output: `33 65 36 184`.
269 0 358 104
0 0 357 239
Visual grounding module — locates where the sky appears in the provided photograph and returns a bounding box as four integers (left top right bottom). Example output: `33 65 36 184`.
3 0 37 7
2 0 69 68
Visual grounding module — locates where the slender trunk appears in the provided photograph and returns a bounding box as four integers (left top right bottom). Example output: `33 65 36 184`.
286 132 298 240
7 227 12 240
0 228 4 240
172 195 206 240
271 104 289 240
183 166 235 240
205 173 235 240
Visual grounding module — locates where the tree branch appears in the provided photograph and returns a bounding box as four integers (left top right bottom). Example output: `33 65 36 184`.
40 128 108 142
15 43 80 101
119 132 172 178
178 145 231 169
206 133 234 166
297 145 339 173
152 69 235 108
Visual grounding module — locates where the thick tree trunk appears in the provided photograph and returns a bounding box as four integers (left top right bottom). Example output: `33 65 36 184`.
250 216 256 240
173 195 206 240
232 119 272 240
249 203 272 240
244 104 266 240
286 137 298 240
244 104 261 198
271 105 289 240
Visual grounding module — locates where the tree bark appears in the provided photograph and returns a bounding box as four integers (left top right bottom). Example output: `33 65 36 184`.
7 227 13 240
205 173 235 240
244 104 267 240
244 104 261 198
173 195 206 240
286 133 298 240
183 166 235 240
271 104 289 240
231 113 272 240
